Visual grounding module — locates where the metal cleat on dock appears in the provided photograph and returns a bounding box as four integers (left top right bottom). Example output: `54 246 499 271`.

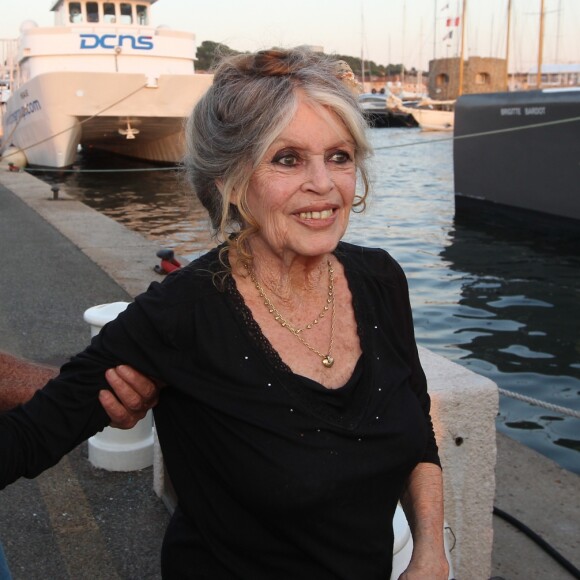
154 248 181 275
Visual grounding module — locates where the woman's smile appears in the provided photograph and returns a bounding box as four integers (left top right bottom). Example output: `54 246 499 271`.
296 208 335 221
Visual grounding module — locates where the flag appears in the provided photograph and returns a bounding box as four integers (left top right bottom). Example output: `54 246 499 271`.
442 30 454 41
446 16 460 27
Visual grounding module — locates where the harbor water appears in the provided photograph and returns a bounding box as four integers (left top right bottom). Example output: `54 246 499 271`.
34 127 580 474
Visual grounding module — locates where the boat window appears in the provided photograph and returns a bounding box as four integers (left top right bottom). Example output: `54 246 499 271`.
475 72 491 85
120 3 133 24
136 5 148 25
86 1 99 23
436 73 450 87
69 2 83 23
103 3 116 23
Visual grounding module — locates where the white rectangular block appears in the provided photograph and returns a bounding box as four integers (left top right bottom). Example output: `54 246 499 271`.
418 346 499 580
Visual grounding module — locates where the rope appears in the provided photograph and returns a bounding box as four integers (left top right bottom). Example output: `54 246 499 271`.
498 388 580 419
10 113 580 174
373 114 580 151
0 106 24 154
1 82 148 161
4 105 579 172
4 99 579 168
24 166 179 173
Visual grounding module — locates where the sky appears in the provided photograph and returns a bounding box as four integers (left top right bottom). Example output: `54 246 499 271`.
0 0 578 73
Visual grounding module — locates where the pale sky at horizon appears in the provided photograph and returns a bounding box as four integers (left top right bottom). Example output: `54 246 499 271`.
0 0 578 73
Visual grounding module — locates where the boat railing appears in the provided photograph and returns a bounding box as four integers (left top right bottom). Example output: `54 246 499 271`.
0 39 19 103
0 39 19 139
53 0 152 28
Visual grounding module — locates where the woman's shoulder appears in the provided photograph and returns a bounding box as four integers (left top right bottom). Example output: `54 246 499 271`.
114 247 228 347
134 247 226 310
335 241 405 279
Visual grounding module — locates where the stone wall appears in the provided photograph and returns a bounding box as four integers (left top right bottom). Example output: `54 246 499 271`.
428 57 507 99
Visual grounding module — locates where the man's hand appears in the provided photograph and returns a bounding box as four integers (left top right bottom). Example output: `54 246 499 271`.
100 365 161 429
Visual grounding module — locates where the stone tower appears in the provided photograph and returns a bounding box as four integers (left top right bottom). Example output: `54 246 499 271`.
428 57 507 100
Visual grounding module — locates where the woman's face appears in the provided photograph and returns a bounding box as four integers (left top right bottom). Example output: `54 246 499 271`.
242 95 357 263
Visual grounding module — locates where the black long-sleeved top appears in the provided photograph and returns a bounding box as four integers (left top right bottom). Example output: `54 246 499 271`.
0 242 439 579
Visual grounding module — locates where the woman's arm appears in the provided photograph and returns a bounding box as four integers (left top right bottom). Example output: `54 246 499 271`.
399 462 449 580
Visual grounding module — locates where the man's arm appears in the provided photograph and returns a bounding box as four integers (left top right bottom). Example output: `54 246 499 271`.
0 352 159 429
0 352 56 412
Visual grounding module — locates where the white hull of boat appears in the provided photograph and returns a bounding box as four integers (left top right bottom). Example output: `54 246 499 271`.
0 0 215 168
387 95 455 132
410 108 454 132
3 71 212 167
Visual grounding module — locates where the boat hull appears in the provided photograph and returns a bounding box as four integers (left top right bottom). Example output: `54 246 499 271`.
362 110 417 128
453 89 580 222
2 71 213 167
390 97 455 131
410 108 454 131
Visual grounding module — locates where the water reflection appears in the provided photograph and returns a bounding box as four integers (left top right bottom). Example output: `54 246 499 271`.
441 214 580 470
38 150 215 258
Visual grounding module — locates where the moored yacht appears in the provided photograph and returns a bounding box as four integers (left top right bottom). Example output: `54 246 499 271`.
453 88 580 224
389 96 455 132
0 0 213 168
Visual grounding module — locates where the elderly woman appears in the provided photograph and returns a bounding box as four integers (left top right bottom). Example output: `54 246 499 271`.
1 49 448 579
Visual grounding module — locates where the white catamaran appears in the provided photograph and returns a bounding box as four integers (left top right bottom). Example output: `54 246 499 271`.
0 0 213 168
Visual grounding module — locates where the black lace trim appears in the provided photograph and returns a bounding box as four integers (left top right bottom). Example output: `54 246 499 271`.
225 274 292 374
224 245 374 431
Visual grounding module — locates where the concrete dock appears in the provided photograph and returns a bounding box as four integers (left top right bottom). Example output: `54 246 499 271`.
0 170 578 579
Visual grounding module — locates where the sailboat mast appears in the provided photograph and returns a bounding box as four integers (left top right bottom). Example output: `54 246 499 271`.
505 0 512 89
555 0 562 63
537 0 545 88
433 0 437 61
458 0 467 96
418 18 424 93
401 0 406 86
360 8 366 92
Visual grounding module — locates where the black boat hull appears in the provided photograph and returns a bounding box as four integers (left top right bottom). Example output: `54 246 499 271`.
453 89 580 223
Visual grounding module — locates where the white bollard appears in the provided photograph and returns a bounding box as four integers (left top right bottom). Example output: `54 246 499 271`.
418 346 498 580
391 504 455 579
84 301 154 471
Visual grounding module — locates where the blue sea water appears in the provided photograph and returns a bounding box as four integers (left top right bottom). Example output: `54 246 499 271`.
37 127 580 473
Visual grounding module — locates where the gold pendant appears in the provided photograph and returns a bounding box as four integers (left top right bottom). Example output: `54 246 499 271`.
322 356 334 368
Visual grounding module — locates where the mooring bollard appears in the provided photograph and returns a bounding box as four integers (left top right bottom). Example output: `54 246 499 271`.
83 301 154 471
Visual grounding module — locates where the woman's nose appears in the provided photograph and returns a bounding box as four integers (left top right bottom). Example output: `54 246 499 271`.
303 157 334 194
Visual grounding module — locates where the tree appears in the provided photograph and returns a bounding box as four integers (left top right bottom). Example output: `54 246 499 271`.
195 41 405 80
329 53 389 79
386 64 404 76
195 41 241 71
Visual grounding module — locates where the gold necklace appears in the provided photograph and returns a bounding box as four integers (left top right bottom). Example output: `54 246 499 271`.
246 261 336 368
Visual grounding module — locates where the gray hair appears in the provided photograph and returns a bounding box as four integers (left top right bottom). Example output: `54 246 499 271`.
183 48 372 255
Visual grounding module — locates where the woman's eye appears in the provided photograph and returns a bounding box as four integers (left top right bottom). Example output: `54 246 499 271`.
273 152 299 166
329 150 352 164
